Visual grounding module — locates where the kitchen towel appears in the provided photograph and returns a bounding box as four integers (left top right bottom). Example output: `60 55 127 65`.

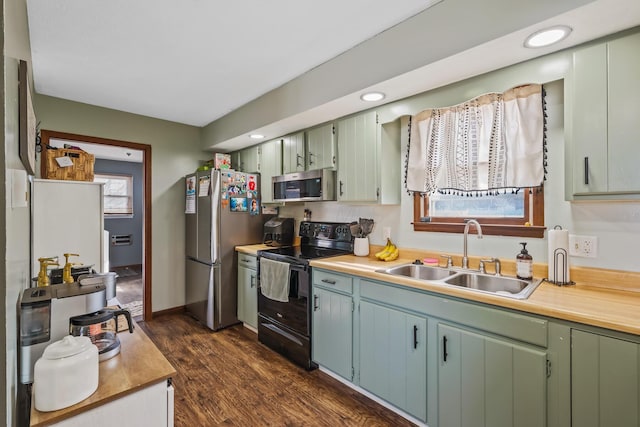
260 258 290 302
548 227 570 283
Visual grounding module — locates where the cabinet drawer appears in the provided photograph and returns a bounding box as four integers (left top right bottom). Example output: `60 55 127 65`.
238 253 257 269
361 279 548 348
313 270 353 294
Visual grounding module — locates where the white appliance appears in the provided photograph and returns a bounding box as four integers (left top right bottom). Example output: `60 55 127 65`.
31 179 105 279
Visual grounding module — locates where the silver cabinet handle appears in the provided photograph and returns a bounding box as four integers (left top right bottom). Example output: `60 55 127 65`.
250 274 256 288
308 152 314 165
313 295 319 311
321 279 336 285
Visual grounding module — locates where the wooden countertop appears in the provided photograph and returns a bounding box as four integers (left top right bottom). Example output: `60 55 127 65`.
236 244 274 255
310 253 640 337
30 321 176 427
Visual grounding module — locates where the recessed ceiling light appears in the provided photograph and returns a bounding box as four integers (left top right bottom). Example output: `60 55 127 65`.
249 134 265 139
360 92 385 102
524 25 572 48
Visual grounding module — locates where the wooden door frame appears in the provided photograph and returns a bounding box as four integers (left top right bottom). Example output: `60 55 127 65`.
40 130 153 321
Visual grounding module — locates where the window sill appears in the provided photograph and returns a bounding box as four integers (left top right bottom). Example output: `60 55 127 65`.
413 222 545 238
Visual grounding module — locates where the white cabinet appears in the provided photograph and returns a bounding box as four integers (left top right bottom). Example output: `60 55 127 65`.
336 111 400 204
306 123 336 170
257 138 282 203
32 179 105 277
282 131 306 174
566 32 640 199
50 380 173 427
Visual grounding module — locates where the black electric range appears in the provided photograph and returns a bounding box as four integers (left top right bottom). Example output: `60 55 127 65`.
256 221 353 369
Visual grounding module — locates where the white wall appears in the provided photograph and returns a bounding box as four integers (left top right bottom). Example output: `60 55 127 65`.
281 41 640 273
4 0 33 424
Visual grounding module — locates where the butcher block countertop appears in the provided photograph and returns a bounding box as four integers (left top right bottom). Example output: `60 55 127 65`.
30 321 176 427
236 243 640 335
308 249 640 337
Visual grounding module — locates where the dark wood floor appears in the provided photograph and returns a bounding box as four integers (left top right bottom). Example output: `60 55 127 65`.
138 313 416 426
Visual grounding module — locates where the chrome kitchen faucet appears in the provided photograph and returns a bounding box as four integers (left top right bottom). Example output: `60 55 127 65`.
462 219 483 269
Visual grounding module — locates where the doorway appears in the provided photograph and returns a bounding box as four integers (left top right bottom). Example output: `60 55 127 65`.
40 130 153 321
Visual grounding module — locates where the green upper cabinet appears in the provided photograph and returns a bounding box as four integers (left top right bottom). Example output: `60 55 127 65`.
306 123 336 170
566 31 640 199
337 111 401 204
337 111 378 202
258 138 282 203
359 300 427 422
571 329 640 427
232 145 260 173
282 131 306 174
437 323 547 427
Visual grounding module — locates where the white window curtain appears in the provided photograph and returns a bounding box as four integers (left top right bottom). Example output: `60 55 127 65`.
405 83 546 195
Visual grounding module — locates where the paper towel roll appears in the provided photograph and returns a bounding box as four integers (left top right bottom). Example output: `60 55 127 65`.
548 228 570 283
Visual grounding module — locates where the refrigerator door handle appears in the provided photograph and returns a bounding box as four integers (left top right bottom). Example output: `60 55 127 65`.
211 170 221 263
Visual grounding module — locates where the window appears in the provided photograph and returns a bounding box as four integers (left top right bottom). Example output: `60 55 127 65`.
413 188 544 238
94 174 134 217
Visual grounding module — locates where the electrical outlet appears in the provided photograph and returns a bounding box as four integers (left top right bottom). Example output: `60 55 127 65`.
569 235 598 258
383 227 391 240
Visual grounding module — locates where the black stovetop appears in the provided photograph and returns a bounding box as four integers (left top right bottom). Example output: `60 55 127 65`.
258 221 353 265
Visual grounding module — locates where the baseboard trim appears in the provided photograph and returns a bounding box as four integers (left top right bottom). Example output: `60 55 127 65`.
152 305 186 318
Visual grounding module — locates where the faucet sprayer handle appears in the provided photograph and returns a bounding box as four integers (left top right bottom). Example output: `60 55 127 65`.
440 254 453 268
480 258 502 276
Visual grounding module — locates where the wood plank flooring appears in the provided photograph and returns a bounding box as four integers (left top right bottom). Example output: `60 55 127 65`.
138 313 416 426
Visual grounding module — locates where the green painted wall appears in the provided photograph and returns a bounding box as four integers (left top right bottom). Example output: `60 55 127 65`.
34 94 208 313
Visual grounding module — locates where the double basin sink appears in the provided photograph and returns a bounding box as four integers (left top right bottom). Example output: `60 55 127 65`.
376 263 543 300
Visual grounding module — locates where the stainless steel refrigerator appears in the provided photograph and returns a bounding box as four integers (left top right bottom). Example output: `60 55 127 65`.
185 169 264 330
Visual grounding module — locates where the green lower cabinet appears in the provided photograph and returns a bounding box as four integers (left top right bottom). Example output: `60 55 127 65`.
571 329 640 427
438 323 547 427
237 264 257 329
312 287 353 381
359 300 427 422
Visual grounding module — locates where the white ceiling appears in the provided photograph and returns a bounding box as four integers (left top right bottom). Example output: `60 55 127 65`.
26 0 442 127
25 0 640 155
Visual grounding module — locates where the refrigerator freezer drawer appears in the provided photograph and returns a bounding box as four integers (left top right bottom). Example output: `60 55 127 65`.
185 258 215 329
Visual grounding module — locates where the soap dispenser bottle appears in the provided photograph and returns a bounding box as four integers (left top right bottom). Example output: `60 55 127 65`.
516 242 533 280
37 257 59 287
62 253 80 284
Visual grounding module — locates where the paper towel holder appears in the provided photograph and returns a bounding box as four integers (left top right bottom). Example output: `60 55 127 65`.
547 247 574 286
546 225 575 286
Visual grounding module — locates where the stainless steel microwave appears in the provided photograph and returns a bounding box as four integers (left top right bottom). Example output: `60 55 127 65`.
272 169 336 202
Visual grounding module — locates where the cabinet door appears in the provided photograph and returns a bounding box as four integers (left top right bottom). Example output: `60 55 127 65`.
607 32 640 192
241 146 260 173
237 264 257 329
312 287 353 380
337 111 378 202
570 43 608 195
282 131 305 173
571 329 639 427
359 301 427 422
306 123 336 170
258 139 282 203
438 324 547 427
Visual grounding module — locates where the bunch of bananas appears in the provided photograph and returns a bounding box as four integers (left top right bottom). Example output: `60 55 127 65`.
375 238 399 261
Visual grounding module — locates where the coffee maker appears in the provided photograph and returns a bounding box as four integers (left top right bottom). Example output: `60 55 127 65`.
263 217 295 247
19 282 106 384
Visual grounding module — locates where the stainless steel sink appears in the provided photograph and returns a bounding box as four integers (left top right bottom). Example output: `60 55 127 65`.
376 263 543 300
444 273 542 299
377 264 456 281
